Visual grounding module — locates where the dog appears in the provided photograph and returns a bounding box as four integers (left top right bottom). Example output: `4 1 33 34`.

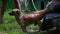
9 9 44 32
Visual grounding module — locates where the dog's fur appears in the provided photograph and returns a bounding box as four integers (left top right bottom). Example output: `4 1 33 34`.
9 9 47 32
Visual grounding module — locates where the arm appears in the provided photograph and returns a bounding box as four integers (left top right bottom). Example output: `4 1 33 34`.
25 8 49 20
14 0 22 11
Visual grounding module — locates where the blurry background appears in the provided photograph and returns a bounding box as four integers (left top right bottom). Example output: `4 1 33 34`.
0 0 51 34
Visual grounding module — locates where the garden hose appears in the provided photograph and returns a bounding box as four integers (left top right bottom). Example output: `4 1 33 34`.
31 0 38 11
24 0 31 11
24 0 38 11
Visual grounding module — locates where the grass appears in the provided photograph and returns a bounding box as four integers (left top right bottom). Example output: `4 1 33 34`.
0 9 57 34
0 9 40 34
0 9 26 34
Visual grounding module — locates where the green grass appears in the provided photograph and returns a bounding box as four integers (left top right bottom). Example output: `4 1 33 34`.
0 9 26 34
0 9 40 34
0 9 56 34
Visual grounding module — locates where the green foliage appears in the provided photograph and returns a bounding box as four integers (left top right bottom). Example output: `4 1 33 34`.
0 0 56 34
0 9 26 34
0 9 57 34
0 9 40 34
0 0 15 9
6 0 15 9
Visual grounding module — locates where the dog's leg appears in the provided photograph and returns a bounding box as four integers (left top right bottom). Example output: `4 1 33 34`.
19 16 27 32
17 21 26 32
37 19 43 32
21 24 26 32
37 21 42 32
